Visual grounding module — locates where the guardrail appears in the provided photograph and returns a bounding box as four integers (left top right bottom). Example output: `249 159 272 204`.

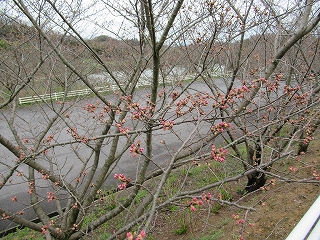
18 85 117 105
285 195 320 240
17 77 181 105
17 74 202 105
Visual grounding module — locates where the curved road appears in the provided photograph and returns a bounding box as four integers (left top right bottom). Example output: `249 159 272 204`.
0 80 229 233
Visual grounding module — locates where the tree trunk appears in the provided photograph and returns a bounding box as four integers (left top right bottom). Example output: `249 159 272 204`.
243 144 266 193
244 171 267 193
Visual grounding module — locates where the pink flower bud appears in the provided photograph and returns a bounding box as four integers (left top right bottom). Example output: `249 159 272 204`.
190 205 197 212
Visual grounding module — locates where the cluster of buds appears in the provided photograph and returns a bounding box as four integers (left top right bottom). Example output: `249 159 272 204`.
41 225 49 235
126 230 146 240
28 181 35 194
303 135 314 144
176 97 188 107
232 214 245 225
171 91 179 100
116 123 130 134
161 120 174 130
210 122 231 135
80 136 89 143
17 152 25 163
175 92 212 116
121 95 132 102
305 124 315 135
128 101 140 111
211 145 227 162
289 165 298 173
283 85 301 95
201 192 212 202
125 95 156 120
17 210 24 215
11 196 17 202
131 111 143 120
186 192 214 212
191 92 212 107
131 105 155 120
43 134 54 144
72 202 78 209
114 173 131 190
275 73 284 80
103 105 111 113
2 212 10 220
89 102 112 123
175 97 189 116
313 171 320 180
47 192 57 202
294 91 310 105
250 67 259 75
234 85 251 99
97 111 106 123
40 170 50 180
213 93 228 109
288 118 298 124
130 140 144 157
260 178 276 191
66 127 89 143
225 83 254 104
158 88 165 98
258 76 280 92
83 103 97 113
67 127 80 139
187 197 203 212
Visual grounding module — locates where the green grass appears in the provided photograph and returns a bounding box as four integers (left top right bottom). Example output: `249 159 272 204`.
211 203 222 214
181 165 202 176
196 229 224 240
198 230 224 240
163 172 180 197
0 39 8 49
96 232 112 240
135 189 148 204
2 227 44 240
168 204 179 212
174 219 189 235
219 189 232 201
175 224 188 235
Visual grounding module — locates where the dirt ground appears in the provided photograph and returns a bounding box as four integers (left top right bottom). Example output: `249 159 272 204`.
149 143 320 240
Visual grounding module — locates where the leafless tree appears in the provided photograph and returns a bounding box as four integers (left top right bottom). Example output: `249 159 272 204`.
0 0 319 239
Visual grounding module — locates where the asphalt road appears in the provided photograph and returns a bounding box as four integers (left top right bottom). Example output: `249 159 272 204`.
0 80 229 233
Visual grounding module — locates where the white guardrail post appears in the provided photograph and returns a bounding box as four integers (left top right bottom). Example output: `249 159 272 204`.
286 195 320 240
18 88 91 104
18 74 197 104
